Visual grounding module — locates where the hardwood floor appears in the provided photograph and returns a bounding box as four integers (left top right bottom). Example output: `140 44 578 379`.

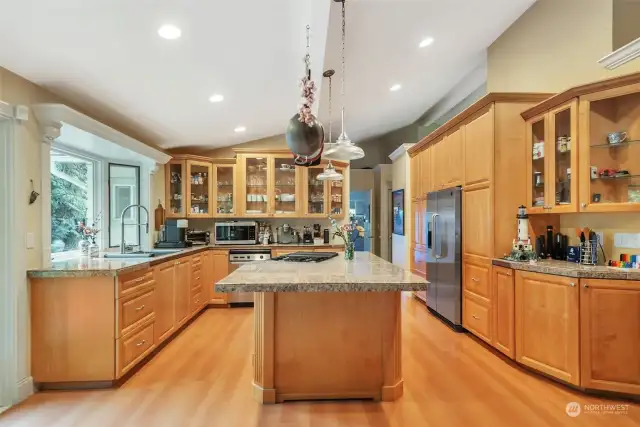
2 294 638 427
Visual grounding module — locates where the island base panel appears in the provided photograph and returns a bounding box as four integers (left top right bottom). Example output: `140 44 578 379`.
253 292 403 404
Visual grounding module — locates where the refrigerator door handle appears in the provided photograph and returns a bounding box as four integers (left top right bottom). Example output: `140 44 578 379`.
431 213 440 259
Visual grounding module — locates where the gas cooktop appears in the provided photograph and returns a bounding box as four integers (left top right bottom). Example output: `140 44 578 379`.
271 251 339 263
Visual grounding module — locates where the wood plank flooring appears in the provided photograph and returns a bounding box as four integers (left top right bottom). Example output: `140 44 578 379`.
2 294 639 427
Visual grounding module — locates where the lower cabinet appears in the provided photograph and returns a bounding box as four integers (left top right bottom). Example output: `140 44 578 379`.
580 278 640 394
411 246 427 278
154 262 176 344
462 257 492 344
210 250 229 305
491 266 515 359
175 258 191 326
515 270 580 385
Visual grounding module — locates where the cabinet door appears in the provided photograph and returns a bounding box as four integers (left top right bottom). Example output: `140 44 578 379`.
525 113 549 214
464 106 494 187
445 127 464 188
272 156 300 217
492 266 515 359
580 279 640 394
154 262 176 344
186 160 213 217
578 89 640 213
422 146 432 195
412 201 420 248
432 138 444 190
547 100 578 213
411 247 427 279
241 156 270 217
211 252 229 305
303 165 328 218
165 160 186 218
329 165 347 218
515 271 579 385
463 186 492 258
174 259 191 326
213 164 235 216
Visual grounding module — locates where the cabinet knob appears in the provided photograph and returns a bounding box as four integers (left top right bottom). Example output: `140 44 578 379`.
583 283 589 288
569 282 576 287
581 203 587 208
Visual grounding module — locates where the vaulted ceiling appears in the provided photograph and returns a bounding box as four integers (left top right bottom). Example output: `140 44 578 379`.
0 0 536 149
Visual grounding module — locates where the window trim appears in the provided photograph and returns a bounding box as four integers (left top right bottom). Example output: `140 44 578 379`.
50 147 101 259
108 162 141 248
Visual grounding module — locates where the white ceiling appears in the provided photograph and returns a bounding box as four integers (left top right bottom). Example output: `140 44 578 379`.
0 0 535 150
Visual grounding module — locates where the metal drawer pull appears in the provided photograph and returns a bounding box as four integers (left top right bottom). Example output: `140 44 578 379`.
131 276 147 284
136 340 146 347
135 304 145 311
471 278 480 282
472 314 479 320
195 276 201 280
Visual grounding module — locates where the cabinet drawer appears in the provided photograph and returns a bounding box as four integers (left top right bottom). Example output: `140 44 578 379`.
118 270 154 297
191 255 202 268
119 289 155 337
191 272 202 289
463 295 491 343
191 284 202 296
117 322 154 377
191 292 203 311
464 262 490 300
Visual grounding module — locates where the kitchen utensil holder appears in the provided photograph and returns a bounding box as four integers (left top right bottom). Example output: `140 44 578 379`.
580 238 597 265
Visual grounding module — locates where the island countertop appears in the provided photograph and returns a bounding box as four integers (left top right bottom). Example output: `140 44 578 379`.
215 252 428 292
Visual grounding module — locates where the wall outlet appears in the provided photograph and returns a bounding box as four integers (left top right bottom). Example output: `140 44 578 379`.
614 233 640 249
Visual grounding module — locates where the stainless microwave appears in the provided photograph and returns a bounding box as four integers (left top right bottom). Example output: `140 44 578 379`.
214 221 258 245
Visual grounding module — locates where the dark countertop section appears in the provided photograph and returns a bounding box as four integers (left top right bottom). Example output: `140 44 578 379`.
28 243 344 279
493 258 640 280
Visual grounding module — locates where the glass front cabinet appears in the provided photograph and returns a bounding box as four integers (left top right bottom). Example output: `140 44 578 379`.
213 163 235 217
166 160 187 218
186 160 213 218
579 89 640 212
302 161 347 219
272 155 300 217
526 99 578 213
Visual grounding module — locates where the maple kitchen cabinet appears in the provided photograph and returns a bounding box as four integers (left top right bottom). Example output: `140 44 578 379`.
165 159 187 218
491 266 515 359
515 270 580 386
580 278 640 394
301 160 349 219
209 250 230 305
213 162 236 216
153 262 176 345
520 71 640 213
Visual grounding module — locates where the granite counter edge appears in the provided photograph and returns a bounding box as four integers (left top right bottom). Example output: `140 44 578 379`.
492 259 639 280
215 283 429 292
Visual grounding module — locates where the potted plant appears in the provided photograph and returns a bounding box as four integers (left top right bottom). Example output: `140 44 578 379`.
329 215 365 260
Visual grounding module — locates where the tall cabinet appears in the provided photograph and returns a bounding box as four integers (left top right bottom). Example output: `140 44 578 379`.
408 93 552 345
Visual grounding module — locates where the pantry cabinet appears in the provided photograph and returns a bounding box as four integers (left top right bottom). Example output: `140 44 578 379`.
515 271 580 385
580 278 640 394
525 100 578 214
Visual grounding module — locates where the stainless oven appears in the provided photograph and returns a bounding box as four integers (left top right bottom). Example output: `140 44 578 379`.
228 248 271 305
214 221 258 245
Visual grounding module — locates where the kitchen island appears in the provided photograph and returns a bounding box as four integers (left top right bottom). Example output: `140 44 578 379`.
216 252 428 404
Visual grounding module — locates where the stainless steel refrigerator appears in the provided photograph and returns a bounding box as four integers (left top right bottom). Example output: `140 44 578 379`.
425 187 463 330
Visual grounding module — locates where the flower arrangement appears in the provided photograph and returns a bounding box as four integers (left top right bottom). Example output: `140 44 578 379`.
329 215 365 260
298 76 317 127
77 212 102 244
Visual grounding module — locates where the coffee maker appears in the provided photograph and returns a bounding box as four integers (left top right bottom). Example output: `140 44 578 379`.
156 219 192 248
302 226 314 244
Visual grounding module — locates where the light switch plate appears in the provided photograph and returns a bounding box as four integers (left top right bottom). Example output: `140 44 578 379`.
614 233 640 249
26 232 35 249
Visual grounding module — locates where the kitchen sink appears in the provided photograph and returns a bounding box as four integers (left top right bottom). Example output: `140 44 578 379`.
103 249 183 259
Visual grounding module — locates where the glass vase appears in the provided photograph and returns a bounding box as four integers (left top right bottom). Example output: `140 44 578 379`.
89 242 100 258
78 239 90 257
344 241 355 261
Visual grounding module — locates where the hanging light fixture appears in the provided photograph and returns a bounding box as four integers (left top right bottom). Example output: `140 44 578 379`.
324 0 364 161
318 69 344 181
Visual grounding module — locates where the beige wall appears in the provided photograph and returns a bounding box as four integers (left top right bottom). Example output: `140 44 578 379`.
390 145 413 269
373 164 393 261
488 0 640 93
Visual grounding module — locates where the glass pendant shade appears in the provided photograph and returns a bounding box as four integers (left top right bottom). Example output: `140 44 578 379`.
323 137 365 160
317 162 344 181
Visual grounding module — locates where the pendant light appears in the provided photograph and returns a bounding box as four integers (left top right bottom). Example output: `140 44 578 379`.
323 0 364 161
318 69 344 181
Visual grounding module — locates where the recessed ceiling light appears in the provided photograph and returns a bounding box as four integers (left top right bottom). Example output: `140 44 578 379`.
390 84 402 92
419 37 434 48
234 126 246 133
158 24 181 40
209 94 224 103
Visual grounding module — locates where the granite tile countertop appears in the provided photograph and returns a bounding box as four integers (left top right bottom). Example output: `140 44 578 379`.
27 243 344 279
493 258 640 280
216 252 429 292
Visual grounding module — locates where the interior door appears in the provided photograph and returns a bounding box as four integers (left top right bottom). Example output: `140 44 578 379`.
425 191 438 311
434 188 462 325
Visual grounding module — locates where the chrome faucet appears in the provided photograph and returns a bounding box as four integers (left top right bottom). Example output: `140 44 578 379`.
120 204 150 254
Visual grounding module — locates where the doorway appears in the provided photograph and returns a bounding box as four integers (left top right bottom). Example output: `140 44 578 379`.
349 190 371 252
0 110 17 409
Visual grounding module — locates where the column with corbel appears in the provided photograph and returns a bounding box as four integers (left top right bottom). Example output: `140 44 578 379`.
39 123 62 268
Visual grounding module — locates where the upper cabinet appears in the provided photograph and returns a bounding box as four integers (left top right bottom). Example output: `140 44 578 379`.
213 163 236 217
464 106 494 188
272 155 301 218
240 155 270 217
431 130 463 191
329 164 346 217
521 72 640 214
166 160 186 218
301 161 347 219
525 100 578 214
186 160 213 218
579 87 640 212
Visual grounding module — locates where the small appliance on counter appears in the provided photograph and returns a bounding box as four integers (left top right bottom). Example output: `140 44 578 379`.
302 226 314 244
186 229 210 246
323 228 330 244
155 219 192 249
278 223 297 244
553 232 568 260
215 221 258 245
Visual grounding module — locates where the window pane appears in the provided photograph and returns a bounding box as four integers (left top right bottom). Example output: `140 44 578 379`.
109 164 140 248
51 150 95 253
